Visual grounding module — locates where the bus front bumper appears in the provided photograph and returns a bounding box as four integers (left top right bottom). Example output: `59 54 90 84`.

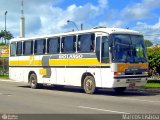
113 75 148 88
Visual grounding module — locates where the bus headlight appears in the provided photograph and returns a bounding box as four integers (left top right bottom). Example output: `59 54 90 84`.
142 71 148 75
114 72 125 76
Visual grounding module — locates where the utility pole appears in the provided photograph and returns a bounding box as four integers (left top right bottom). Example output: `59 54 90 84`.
20 0 25 38
81 24 83 30
4 11 7 44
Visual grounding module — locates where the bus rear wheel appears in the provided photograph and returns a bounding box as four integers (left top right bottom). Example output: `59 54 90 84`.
29 73 41 89
114 87 126 94
83 76 96 94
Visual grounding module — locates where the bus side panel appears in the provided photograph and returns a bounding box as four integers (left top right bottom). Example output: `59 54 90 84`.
9 56 24 82
101 68 114 88
9 67 43 83
62 68 102 87
56 68 65 85
9 57 18 80
63 68 83 86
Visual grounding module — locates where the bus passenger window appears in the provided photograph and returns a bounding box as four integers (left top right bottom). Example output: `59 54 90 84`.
10 43 16 56
47 38 60 54
61 36 76 53
77 33 95 52
34 39 46 55
23 41 33 55
16 42 22 56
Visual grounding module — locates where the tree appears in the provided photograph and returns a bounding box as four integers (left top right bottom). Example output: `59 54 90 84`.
0 30 14 44
144 39 153 47
147 46 160 74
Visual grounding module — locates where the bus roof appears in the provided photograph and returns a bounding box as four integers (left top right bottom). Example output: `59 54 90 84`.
11 27 143 42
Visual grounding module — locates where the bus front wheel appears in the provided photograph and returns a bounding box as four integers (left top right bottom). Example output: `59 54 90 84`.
83 76 96 94
29 73 40 89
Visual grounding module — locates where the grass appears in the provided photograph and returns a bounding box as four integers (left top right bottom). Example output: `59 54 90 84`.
0 75 9 79
144 83 160 88
144 80 160 88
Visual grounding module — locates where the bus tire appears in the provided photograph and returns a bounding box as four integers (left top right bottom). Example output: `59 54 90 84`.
83 76 96 94
114 87 126 94
29 73 40 89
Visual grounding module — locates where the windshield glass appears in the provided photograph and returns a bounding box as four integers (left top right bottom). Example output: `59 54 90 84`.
111 34 147 63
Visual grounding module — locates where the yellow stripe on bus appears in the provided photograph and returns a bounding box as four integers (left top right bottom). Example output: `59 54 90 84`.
49 58 100 66
9 60 42 66
9 58 110 67
9 61 19 65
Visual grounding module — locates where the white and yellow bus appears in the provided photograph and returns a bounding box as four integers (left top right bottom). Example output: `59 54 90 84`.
9 27 148 94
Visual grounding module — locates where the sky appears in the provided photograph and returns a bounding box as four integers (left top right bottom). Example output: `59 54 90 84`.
0 0 160 44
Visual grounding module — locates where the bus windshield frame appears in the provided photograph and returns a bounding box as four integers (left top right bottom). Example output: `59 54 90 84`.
110 34 147 63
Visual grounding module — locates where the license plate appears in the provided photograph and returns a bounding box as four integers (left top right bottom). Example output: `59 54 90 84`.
129 83 135 88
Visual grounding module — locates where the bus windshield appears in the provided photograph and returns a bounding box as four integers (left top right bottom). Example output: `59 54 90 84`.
111 34 147 63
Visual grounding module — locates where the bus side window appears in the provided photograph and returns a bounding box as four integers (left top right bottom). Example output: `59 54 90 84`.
16 42 22 56
10 43 17 56
47 37 60 54
96 37 100 61
101 36 109 63
23 41 33 55
34 39 46 55
61 35 76 53
77 33 95 52
96 36 109 63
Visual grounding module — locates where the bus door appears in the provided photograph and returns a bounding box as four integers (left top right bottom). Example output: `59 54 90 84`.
96 33 110 87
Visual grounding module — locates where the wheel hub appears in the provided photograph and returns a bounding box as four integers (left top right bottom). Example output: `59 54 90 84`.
86 79 93 90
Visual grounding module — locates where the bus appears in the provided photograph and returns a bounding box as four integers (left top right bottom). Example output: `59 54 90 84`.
9 27 148 94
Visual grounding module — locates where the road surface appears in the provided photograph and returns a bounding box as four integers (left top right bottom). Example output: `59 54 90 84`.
0 79 160 119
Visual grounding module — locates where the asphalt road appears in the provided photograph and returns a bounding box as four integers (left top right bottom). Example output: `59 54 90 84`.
0 79 160 115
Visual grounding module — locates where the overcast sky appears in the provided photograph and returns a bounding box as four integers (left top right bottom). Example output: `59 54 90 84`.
0 0 160 44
